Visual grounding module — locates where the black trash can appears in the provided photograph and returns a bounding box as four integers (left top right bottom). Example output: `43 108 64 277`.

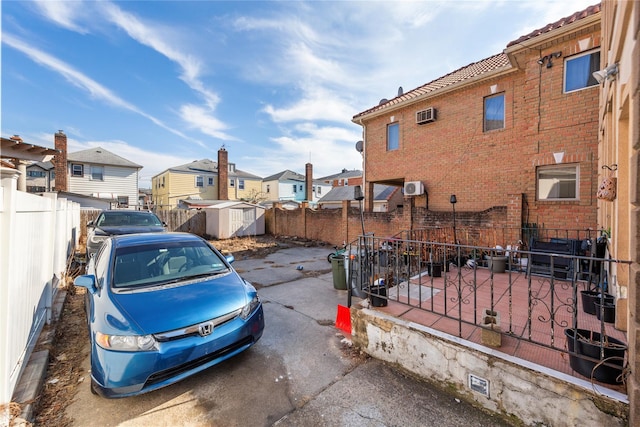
331 255 347 290
369 282 387 307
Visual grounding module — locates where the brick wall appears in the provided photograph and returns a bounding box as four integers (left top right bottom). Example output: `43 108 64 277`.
358 29 601 232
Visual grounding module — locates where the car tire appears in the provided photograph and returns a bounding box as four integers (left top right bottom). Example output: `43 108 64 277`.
90 379 99 395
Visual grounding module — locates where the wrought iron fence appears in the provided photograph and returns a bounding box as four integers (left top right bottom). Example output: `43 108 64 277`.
346 230 631 388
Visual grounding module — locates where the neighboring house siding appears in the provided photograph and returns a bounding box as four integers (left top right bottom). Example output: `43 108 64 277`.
68 164 139 207
230 177 262 201
262 179 280 200
279 180 306 202
167 171 217 207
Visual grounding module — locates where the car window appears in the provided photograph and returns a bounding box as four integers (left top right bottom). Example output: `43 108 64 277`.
112 240 228 289
94 240 111 289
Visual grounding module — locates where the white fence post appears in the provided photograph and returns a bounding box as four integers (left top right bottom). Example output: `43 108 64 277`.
0 167 20 406
0 169 81 408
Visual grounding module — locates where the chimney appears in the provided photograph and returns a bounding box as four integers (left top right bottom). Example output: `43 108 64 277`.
305 163 313 202
53 130 68 192
217 147 228 200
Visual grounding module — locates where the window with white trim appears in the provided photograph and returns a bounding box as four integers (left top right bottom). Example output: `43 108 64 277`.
537 164 578 200
195 176 204 187
484 93 505 131
71 164 83 177
91 166 104 181
564 50 600 93
387 123 399 151
239 179 245 190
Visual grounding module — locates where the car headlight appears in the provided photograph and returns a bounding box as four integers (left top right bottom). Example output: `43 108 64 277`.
240 294 260 320
96 332 158 351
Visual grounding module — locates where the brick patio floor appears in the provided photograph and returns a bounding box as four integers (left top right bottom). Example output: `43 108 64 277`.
370 264 628 394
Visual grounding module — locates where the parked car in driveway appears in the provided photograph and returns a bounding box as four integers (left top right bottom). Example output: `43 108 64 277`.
74 232 265 398
86 210 167 258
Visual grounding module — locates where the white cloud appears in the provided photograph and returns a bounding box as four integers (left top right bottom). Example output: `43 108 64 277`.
32 0 90 33
179 104 237 141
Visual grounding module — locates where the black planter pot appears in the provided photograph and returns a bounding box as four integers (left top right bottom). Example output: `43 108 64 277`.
369 285 387 307
565 328 627 384
428 263 442 278
580 290 614 315
594 301 616 323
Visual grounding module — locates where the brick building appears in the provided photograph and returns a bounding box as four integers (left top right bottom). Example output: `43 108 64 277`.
353 4 602 233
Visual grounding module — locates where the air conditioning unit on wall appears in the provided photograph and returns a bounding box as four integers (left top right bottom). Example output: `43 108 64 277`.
416 107 436 124
404 181 424 196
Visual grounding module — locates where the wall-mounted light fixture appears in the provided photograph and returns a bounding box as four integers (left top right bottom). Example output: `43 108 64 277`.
592 63 618 84
537 51 562 68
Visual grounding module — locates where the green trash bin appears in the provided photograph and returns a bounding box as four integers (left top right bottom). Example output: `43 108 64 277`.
331 255 347 290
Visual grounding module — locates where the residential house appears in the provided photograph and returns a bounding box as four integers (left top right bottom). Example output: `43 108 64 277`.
25 161 54 194
352 4 602 233
597 0 639 422
64 146 142 208
318 184 402 212
152 148 262 211
317 169 363 187
262 169 331 207
1 135 58 192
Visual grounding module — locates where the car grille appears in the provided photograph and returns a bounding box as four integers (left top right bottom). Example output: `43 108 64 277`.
154 309 242 342
144 336 254 386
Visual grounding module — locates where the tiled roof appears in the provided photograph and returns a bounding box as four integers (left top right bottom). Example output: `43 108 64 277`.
506 3 601 47
353 53 510 120
353 3 600 121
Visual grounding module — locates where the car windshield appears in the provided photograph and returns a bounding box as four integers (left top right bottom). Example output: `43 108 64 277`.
112 240 228 289
97 212 163 227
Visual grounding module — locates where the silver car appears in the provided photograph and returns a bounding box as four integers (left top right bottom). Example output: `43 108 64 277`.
86 210 166 259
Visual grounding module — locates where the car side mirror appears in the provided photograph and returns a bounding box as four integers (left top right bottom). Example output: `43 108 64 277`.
225 253 235 264
74 275 97 293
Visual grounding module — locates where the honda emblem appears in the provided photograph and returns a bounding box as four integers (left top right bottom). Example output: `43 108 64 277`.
199 322 214 337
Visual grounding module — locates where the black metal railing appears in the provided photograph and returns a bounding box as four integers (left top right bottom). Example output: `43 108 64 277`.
346 231 631 389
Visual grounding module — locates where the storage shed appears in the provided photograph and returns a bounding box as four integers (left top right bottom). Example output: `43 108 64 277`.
204 201 265 239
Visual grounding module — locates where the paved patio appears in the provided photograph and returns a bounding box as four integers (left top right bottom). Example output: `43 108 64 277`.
369 264 628 394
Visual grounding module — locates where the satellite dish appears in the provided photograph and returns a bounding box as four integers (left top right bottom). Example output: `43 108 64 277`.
397 86 403 97
378 98 388 105
355 140 363 152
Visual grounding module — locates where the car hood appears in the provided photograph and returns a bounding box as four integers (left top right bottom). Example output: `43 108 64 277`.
109 274 251 334
95 225 166 235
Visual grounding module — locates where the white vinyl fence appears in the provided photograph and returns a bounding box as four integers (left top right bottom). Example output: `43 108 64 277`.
0 167 80 406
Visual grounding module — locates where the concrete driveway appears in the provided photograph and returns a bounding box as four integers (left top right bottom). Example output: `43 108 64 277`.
63 245 512 426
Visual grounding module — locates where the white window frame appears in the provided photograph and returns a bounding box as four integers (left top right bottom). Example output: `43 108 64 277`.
90 166 104 181
195 176 204 188
239 179 245 190
563 49 600 93
71 163 83 177
537 164 579 201
483 93 505 132
208 177 214 186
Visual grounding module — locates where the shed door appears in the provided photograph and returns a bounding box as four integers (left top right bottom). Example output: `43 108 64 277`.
229 209 244 236
243 208 256 235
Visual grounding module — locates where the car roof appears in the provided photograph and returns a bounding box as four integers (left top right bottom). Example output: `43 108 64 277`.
111 232 202 248
100 210 158 215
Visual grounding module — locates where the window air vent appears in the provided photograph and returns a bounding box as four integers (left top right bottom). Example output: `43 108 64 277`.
416 107 436 124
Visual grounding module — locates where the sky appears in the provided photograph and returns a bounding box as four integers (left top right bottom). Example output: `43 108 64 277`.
2 0 599 189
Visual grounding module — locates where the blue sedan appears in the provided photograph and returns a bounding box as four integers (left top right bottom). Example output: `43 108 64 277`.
74 232 264 398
